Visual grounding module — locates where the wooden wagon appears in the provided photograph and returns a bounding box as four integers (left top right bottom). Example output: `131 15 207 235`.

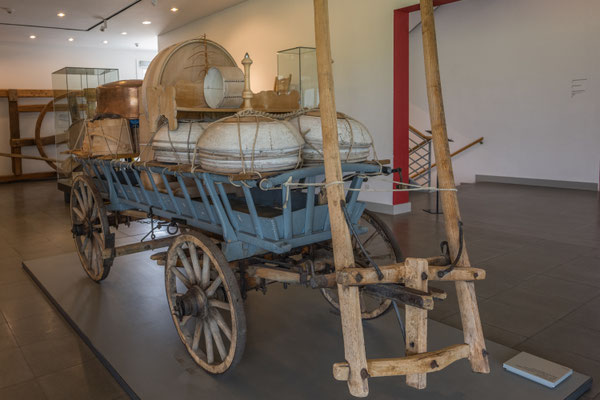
69 0 490 396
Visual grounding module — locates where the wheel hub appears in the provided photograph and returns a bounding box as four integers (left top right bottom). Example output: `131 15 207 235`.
174 285 209 321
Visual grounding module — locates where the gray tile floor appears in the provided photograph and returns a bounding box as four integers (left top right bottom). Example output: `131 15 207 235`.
0 180 598 399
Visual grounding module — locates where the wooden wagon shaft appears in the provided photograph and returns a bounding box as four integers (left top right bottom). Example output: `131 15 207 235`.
336 264 486 286
419 0 489 373
102 236 175 258
332 344 470 381
246 265 301 284
313 0 369 395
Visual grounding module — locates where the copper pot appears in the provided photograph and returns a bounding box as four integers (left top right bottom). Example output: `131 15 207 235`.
96 80 142 119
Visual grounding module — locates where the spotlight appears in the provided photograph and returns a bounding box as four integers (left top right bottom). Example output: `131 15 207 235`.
170 7 178 12
29 35 36 39
57 12 65 17
121 31 127 35
102 40 108 44
68 37 74 42
142 20 151 25
100 19 107 32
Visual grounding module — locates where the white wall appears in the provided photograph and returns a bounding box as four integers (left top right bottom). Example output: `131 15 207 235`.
409 0 600 185
0 42 156 176
159 0 421 206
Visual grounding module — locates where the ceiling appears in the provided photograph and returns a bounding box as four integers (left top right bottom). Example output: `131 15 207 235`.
0 0 245 50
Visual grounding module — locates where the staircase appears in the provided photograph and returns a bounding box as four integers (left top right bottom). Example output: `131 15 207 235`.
408 125 484 188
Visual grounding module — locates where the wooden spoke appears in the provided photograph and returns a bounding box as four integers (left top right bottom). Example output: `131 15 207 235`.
205 276 222 297
201 254 210 288
82 236 90 253
209 318 227 360
180 315 192 328
189 243 202 283
361 231 378 248
85 185 93 212
73 189 86 215
204 322 214 364
172 267 192 289
209 299 230 310
212 309 232 341
176 247 196 284
192 319 203 352
72 206 85 221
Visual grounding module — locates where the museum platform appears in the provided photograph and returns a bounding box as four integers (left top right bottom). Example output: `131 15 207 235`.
23 252 592 399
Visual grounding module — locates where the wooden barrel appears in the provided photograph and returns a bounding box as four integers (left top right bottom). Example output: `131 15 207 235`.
203 66 244 109
141 38 237 130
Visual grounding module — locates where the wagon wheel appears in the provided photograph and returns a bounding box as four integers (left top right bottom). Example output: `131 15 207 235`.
165 232 246 374
70 175 115 282
320 209 404 319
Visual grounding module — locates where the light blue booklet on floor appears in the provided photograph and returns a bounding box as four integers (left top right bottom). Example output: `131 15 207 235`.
503 352 573 388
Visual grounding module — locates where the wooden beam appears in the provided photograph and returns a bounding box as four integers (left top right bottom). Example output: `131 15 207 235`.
419 0 489 373
336 263 485 286
247 266 301 284
17 104 45 113
103 236 175 259
0 89 53 98
313 0 368 396
405 258 428 389
332 344 470 381
11 136 56 147
429 266 485 281
0 172 55 183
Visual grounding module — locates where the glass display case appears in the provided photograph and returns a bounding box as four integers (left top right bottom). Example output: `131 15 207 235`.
277 47 318 108
51 67 119 195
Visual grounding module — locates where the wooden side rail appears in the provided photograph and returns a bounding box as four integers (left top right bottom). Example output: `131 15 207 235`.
411 136 484 179
332 344 470 381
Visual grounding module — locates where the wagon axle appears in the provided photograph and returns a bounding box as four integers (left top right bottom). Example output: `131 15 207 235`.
174 286 209 321
71 222 101 238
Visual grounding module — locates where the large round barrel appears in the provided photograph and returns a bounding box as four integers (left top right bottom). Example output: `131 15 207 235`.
141 38 237 124
203 66 245 109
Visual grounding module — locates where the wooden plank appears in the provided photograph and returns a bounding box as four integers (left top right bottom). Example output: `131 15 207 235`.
429 266 486 281
0 89 53 98
405 258 428 389
7 90 22 176
313 0 368 396
419 0 489 373
17 104 45 113
0 172 55 183
332 344 470 381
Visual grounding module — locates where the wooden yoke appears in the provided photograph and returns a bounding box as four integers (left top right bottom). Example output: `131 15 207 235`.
419 0 490 373
313 0 369 396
